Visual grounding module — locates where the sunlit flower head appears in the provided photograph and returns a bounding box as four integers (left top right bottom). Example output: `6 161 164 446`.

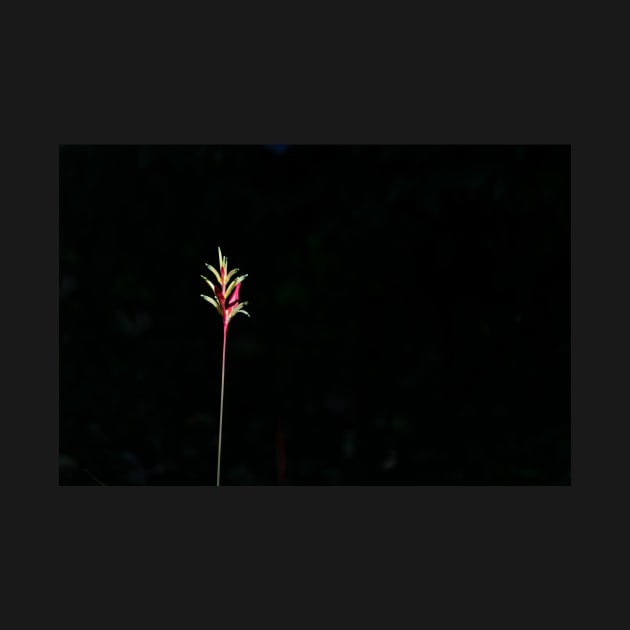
201 247 250 327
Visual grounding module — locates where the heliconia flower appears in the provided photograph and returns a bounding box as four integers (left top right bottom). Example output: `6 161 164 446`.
200 247 250 487
201 246 250 328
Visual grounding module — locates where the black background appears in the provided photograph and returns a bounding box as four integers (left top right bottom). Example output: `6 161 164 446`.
60 144 570 485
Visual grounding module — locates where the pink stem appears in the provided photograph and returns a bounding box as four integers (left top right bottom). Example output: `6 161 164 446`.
217 322 227 486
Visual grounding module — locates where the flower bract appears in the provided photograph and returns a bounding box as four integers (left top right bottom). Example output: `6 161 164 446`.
201 247 250 327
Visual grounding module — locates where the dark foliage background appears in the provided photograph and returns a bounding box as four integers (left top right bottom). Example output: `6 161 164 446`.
59 145 570 485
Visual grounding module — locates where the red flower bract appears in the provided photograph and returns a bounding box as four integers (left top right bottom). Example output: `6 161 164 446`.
201 247 250 329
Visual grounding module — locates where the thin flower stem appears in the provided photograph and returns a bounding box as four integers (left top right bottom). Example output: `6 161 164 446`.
217 323 228 486
203 247 249 487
